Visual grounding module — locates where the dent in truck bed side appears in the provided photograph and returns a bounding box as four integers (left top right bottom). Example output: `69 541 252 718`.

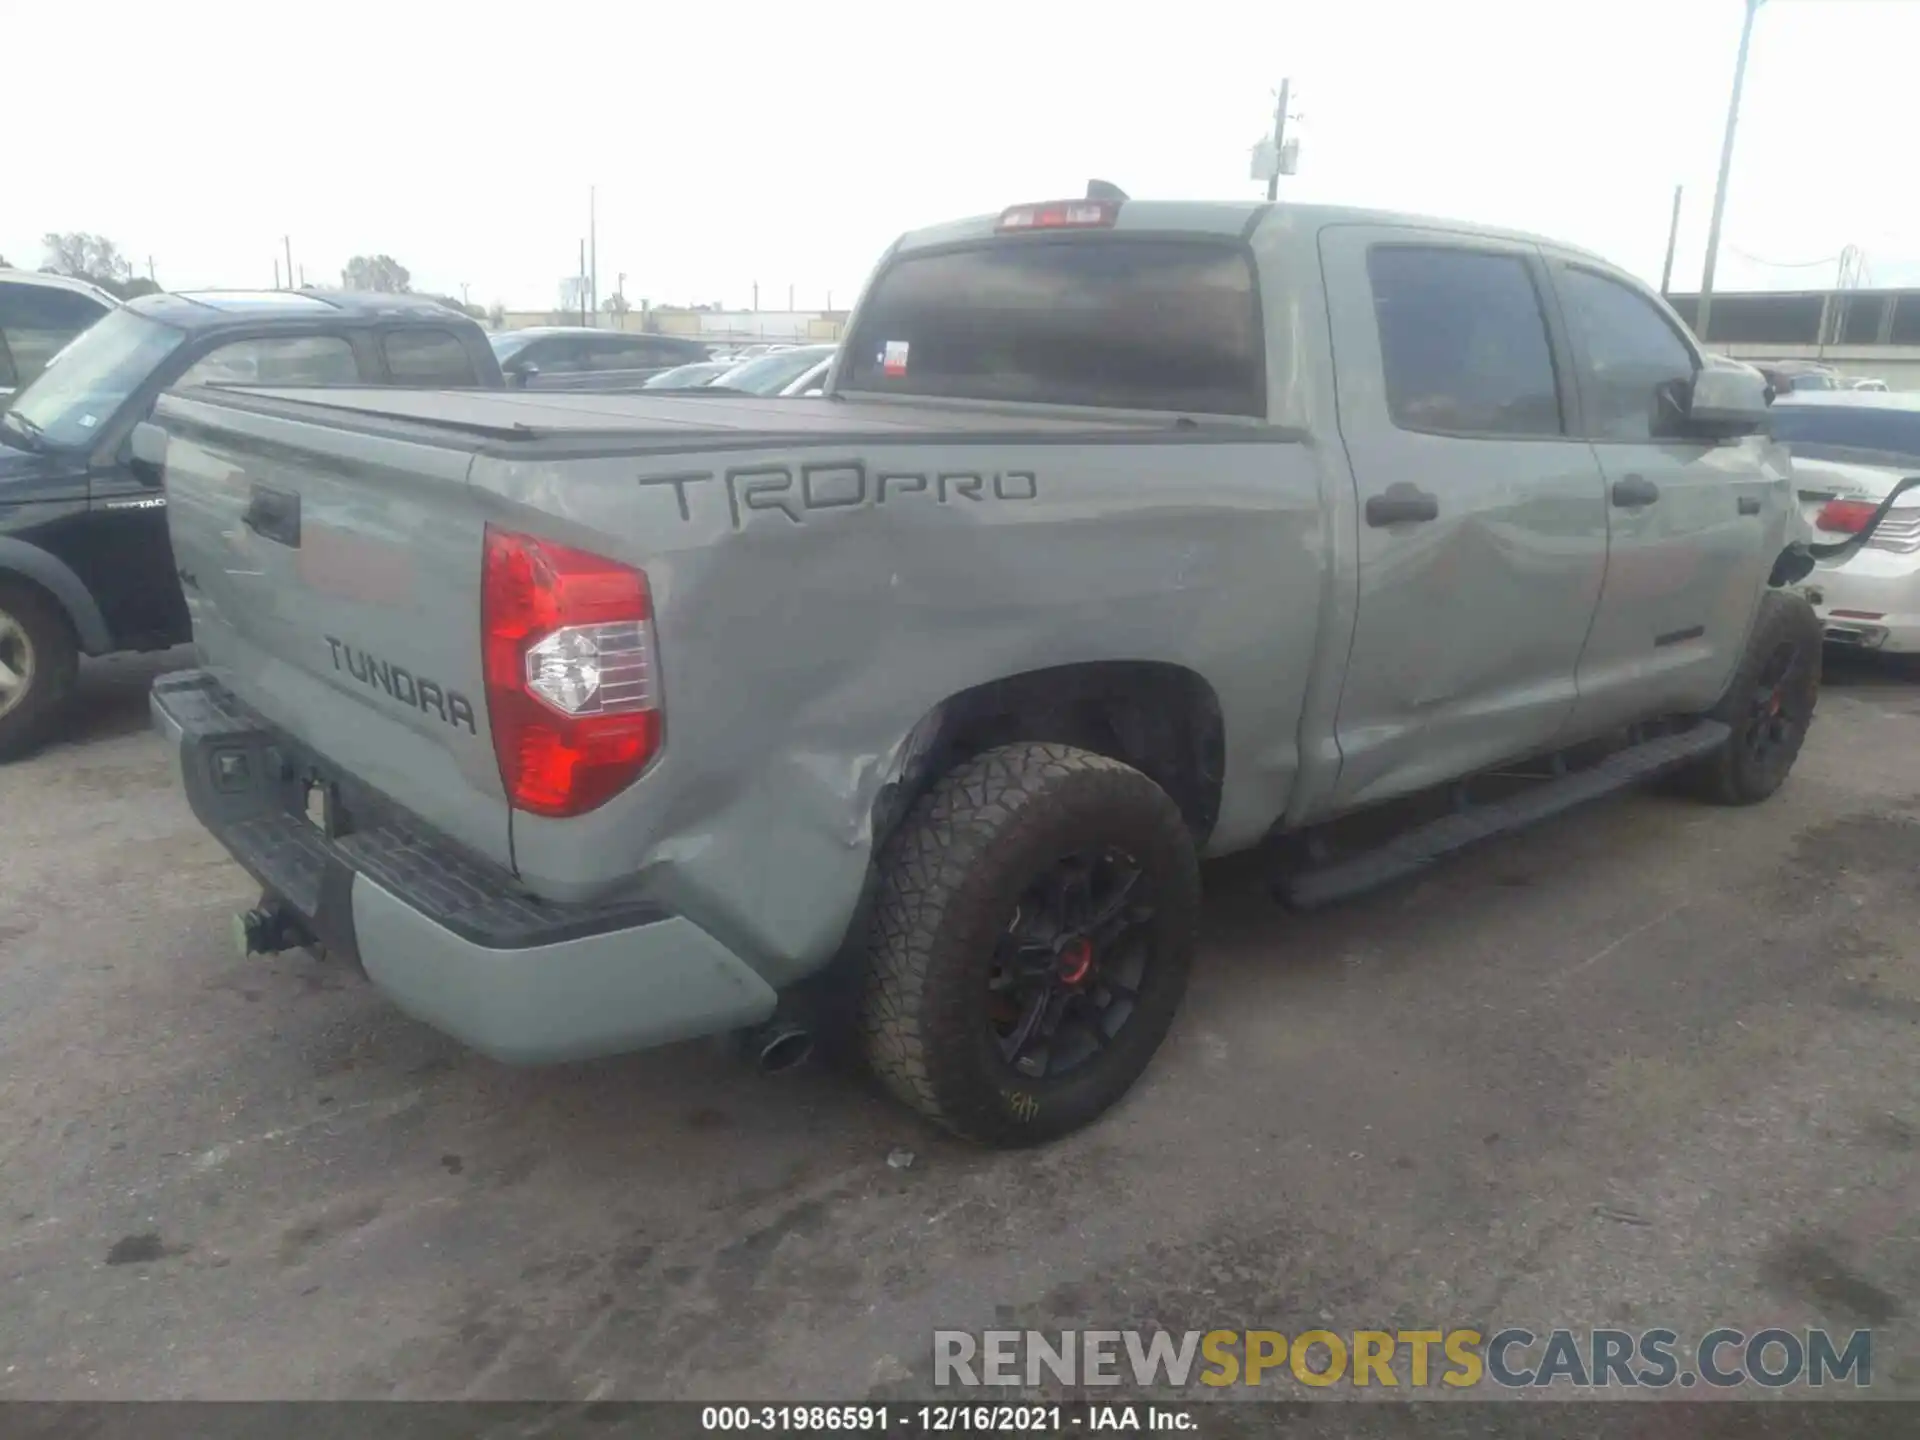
473 432 1329 985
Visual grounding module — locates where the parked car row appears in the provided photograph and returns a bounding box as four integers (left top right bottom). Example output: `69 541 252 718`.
488 328 708 391
481 330 840 395
643 342 837 396
1749 358 1892 395
0 290 503 757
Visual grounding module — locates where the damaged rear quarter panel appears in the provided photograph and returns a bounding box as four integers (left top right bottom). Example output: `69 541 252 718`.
473 435 1328 985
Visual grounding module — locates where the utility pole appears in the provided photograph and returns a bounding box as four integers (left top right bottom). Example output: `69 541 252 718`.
1266 78 1293 203
1697 0 1764 342
752 280 760 312
298 265 306 287
1659 185 1684 298
273 258 282 290
147 255 156 283
616 271 626 328
284 236 294 293
460 281 470 307
579 239 588 326
788 284 795 311
589 186 598 326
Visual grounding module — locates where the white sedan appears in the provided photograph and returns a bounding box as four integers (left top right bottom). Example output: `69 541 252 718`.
1775 392 1920 651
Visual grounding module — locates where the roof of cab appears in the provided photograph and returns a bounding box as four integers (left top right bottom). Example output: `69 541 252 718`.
126 288 473 330
889 198 1617 271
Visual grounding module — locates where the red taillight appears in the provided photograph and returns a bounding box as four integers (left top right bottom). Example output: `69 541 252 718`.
1817 499 1878 534
481 527 661 817
996 199 1120 232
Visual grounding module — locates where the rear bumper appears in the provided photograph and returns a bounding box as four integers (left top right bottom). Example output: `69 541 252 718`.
151 670 777 1063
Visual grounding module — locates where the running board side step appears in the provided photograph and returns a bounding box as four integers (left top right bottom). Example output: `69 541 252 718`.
1275 721 1732 911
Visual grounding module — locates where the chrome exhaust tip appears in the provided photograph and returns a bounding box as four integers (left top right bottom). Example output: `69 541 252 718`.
751 1022 815 1075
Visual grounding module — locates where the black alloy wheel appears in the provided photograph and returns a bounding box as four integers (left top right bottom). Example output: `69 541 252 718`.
990 846 1155 1081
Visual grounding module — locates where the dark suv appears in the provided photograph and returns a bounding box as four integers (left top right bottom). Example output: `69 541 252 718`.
489 327 709 391
0 289 503 758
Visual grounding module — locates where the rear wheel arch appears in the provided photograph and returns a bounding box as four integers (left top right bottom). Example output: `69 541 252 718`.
872 662 1227 852
0 539 112 656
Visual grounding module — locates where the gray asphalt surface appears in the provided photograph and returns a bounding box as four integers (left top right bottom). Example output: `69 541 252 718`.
1 647 1914 1403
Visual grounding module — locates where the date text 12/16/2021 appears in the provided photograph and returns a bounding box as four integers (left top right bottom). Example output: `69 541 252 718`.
700 1405 1198 1433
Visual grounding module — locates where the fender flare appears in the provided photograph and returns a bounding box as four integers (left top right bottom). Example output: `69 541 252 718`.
0 536 113 655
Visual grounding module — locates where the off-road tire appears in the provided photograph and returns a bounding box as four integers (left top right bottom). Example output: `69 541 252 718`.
1683 589 1823 805
0 579 78 763
860 742 1200 1147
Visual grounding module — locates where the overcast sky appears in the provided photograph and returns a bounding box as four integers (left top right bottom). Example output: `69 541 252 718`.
6 0 1915 311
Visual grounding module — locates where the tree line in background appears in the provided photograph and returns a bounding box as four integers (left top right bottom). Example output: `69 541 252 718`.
339 253 489 323
13 233 164 300
9 234 491 324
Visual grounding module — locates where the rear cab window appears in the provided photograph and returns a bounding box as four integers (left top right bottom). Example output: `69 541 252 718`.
384 328 481 385
841 237 1266 417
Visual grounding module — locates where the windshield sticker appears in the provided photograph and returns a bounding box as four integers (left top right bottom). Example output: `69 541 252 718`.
77 414 99 429
883 340 909 378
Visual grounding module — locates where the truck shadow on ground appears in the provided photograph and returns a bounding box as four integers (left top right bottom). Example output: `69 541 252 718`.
1820 643 1920 693
54 647 193 749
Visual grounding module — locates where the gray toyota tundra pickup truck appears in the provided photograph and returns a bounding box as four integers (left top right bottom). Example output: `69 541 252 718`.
147 190 1829 1146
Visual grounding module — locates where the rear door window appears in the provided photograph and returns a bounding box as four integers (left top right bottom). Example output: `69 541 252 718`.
384 328 481 384
1367 245 1564 438
842 238 1265 416
177 334 360 386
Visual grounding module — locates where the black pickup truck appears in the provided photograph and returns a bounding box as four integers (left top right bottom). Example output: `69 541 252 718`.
0 289 502 758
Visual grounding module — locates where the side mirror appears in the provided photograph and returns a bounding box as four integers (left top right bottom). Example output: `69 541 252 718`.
127 420 169 485
509 363 540 389
1682 360 1771 439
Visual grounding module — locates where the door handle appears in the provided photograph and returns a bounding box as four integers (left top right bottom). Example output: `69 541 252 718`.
1738 496 1762 516
241 485 301 547
1365 484 1440 527
1611 474 1661 507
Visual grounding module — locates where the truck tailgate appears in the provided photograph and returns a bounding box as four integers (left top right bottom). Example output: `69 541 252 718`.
155 391 511 868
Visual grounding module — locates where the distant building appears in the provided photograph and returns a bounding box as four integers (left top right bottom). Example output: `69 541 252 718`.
1665 286 1920 389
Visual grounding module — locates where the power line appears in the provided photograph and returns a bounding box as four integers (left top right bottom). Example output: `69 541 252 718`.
1725 243 1845 270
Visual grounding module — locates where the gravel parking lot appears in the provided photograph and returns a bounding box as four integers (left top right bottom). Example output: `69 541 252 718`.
1 648 1915 1403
